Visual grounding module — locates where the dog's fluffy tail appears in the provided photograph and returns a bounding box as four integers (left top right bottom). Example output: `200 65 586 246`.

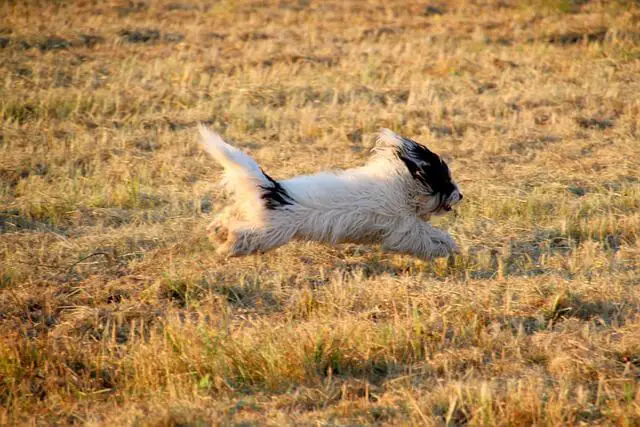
198 125 291 209
198 125 265 183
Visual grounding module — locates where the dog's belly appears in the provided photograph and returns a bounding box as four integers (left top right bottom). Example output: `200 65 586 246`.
291 209 390 245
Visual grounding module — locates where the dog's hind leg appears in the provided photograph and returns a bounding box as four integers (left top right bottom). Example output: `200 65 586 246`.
381 219 458 259
207 205 242 243
217 224 296 256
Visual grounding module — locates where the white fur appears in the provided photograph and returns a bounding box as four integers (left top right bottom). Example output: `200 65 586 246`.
199 126 462 258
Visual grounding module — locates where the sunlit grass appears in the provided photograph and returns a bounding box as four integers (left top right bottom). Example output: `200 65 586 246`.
1 0 639 425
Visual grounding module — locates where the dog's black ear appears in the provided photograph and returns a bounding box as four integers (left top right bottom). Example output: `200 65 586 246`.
396 147 425 185
399 137 441 168
395 137 455 195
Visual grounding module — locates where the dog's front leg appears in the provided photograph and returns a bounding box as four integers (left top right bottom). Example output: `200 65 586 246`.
382 219 457 259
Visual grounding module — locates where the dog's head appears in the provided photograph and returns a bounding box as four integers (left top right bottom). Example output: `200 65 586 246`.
377 129 463 217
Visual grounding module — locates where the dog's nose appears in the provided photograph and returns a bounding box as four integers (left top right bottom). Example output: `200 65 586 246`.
459 193 463 201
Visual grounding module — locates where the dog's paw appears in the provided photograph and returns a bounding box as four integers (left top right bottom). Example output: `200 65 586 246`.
423 237 459 260
430 245 453 259
215 240 230 256
206 217 221 232
433 234 457 255
216 240 244 257
216 231 252 257
208 220 229 244
213 228 229 244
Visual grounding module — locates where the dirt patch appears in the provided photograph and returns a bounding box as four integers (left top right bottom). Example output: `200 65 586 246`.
38 36 70 51
203 32 227 41
133 139 158 152
119 29 183 44
546 28 608 45
166 2 202 11
119 29 160 43
423 5 445 16
576 117 613 130
1 35 104 51
258 54 338 68
238 32 271 41
115 1 147 17
163 32 184 43
77 34 105 48
361 26 404 41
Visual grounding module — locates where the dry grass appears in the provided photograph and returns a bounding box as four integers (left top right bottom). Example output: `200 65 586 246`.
1 0 640 425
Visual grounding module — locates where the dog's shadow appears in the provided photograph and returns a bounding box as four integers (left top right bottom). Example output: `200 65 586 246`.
297 230 622 283
203 233 629 320
209 235 567 286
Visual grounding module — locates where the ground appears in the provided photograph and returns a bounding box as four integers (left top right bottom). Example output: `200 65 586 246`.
1 0 639 425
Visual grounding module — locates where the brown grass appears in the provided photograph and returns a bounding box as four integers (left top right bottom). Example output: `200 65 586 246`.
1 0 639 425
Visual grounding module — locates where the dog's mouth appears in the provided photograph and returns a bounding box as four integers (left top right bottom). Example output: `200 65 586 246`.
442 203 452 212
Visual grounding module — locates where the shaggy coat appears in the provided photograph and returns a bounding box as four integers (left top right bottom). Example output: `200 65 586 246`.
199 126 463 258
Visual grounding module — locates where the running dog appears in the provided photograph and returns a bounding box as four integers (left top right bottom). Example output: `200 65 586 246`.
199 126 463 258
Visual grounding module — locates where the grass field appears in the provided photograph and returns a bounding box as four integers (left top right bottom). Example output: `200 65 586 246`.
1 0 640 424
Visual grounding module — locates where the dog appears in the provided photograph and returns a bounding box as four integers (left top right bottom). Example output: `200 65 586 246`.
198 126 463 259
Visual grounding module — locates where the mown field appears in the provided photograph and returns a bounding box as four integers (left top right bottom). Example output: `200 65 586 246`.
1 0 639 425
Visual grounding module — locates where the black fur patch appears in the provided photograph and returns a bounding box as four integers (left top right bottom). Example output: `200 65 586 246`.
395 137 456 203
260 169 294 210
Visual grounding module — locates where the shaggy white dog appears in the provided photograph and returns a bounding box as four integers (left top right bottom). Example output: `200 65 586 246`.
199 126 463 258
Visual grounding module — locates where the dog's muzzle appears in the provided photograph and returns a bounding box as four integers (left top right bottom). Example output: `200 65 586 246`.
443 192 463 211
